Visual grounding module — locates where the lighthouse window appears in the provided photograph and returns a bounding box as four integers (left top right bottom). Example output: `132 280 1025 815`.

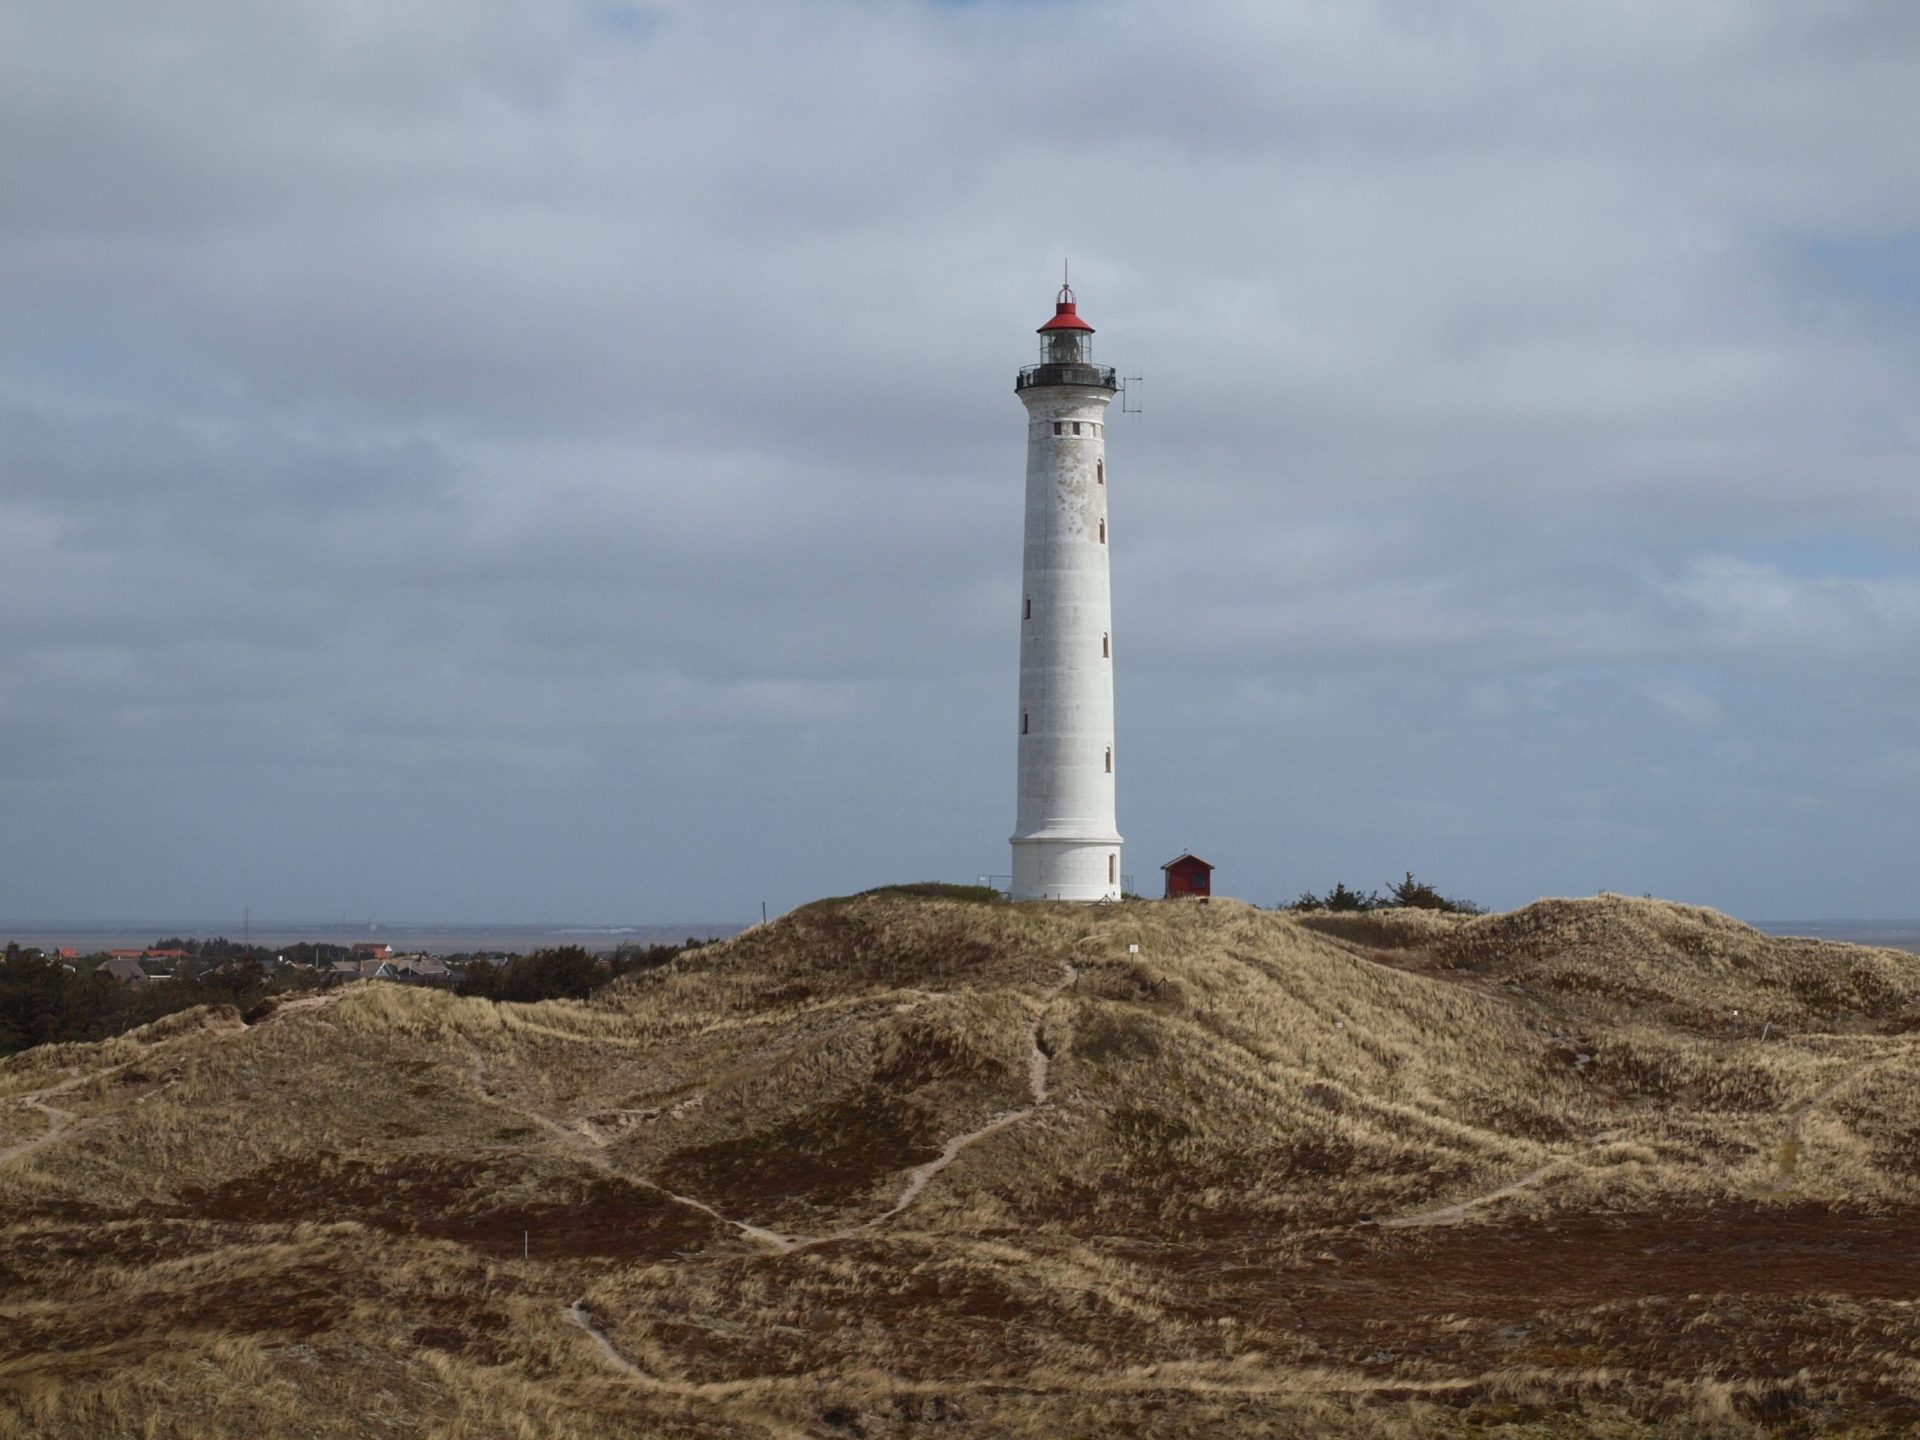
1109 854 1116 885
1102 631 1109 658
1098 518 1106 543
1021 711 1029 735
1023 594 1031 620
1072 422 1082 436
1053 421 1063 435
1104 746 1113 773
1097 460 1104 484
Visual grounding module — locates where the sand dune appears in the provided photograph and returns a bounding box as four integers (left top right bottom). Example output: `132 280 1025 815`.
4 892 1919 1437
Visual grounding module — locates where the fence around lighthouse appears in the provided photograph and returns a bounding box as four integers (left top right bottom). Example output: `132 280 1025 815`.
978 874 1137 901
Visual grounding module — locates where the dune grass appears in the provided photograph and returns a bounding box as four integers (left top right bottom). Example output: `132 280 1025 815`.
5 892 1920 1436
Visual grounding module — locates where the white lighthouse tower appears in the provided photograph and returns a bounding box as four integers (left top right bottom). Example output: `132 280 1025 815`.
1010 281 1123 902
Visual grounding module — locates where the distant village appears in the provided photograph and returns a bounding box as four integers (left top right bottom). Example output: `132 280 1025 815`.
69 942 458 987
1 931 718 1055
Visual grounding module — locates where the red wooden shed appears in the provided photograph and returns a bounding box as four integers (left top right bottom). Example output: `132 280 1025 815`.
1161 853 1214 900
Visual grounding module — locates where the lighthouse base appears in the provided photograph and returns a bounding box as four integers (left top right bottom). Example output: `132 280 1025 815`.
1010 836 1123 903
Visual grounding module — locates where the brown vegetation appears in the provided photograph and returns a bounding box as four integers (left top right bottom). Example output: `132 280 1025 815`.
4 893 1920 1436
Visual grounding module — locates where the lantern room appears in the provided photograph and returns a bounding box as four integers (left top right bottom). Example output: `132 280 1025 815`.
1037 283 1094 365
1016 280 1118 394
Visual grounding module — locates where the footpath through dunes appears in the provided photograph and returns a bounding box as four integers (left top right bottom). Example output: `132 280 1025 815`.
4 893 1920 1437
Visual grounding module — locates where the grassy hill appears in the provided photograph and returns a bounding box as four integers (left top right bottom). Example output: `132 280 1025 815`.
4 894 1920 1437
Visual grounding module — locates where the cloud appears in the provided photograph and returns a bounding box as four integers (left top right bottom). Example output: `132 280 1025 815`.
0 0 1916 921
1661 557 1920 667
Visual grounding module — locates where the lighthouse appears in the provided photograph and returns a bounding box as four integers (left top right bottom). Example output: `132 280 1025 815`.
1010 281 1123 902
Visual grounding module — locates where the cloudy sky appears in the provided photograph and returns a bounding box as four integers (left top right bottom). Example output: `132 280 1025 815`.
3 1 1917 925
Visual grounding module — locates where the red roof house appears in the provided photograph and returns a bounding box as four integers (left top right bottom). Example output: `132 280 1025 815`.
1160 853 1215 900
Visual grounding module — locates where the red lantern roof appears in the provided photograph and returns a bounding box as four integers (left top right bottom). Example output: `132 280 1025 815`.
1037 282 1094 334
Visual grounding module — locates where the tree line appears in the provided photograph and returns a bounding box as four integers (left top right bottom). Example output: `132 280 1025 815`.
0 946 318 1056
1284 872 1484 915
0 935 714 1054
455 939 711 1003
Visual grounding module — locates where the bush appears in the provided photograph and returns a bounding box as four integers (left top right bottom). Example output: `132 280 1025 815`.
1285 873 1482 915
608 938 710 979
1385 872 1485 914
458 938 711 1004
1287 881 1380 913
456 951 594 1003
857 882 1005 904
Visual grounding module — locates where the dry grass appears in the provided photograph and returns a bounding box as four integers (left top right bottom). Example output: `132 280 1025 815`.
5 893 1920 1436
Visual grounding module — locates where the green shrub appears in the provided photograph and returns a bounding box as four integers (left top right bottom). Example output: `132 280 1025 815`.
1285 872 1482 915
857 882 1006 904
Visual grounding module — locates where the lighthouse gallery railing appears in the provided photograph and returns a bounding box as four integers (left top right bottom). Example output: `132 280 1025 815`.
1015 363 1118 392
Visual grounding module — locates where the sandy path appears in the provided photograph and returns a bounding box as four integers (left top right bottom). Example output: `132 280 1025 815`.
660 1188 807 1252
1381 1129 1620 1230
565 1299 1500 1407
1771 1051 1891 1192
565 1301 659 1384
1380 1156 1571 1230
470 1050 809 1251
508 964 1078 1257
565 1301 818 1438
857 963 1074 1231
254 990 346 1024
0 1096 80 1169
0 988 343 1172
0 1061 140 1170
1382 1043 1909 1223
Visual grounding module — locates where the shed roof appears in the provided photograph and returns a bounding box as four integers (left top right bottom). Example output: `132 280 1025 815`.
1160 853 1215 871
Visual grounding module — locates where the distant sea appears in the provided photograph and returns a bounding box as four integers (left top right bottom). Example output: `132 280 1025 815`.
9 916 1917 959
1751 920 1920 955
0 920 745 957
